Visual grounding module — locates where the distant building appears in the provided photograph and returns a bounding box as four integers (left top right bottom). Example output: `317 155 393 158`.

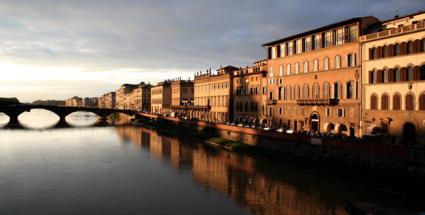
82 97 98 107
65 96 83 107
129 82 152 111
151 81 172 114
361 11 425 144
98 92 116 109
191 66 238 123
170 79 194 117
116 84 138 110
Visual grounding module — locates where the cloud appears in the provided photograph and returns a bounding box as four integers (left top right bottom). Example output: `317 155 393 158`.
0 0 423 100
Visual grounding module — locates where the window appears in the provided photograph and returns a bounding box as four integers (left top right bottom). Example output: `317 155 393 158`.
286 64 291 75
421 65 425 80
394 68 401 82
406 94 414 111
393 94 401 110
381 94 389 110
323 82 330 98
268 67 274 85
347 54 353 67
382 46 387 58
323 57 329 70
334 82 341 99
325 107 331 117
313 59 319 71
303 61 309 73
383 69 388 83
271 47 276 59
420 94 425 111
370 47 376 59
407 41 413 54
371 70 377 84
286 86 292 100
312 83 320 99
337 108 345 117
279 65 283 76
370 94 378 110
335 55 341 69
407 66 414 81
294 62 299 74
395 44 400 55
303 84 309 99
278 87 283 100
294 85 300 99
346 81 353 99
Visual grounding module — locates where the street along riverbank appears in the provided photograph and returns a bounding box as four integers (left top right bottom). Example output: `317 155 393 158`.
135 113 425 204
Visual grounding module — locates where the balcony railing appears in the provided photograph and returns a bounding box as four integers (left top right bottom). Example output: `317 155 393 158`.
360 20 425 42
296 98 339 106
266 99 277 105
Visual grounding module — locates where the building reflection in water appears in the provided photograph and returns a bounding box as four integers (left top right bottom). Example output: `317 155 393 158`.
115 126 349 215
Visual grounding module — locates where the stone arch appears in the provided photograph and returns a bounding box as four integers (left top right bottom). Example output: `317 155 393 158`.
336 123 348 135
401 122 417 145
323 122 335 133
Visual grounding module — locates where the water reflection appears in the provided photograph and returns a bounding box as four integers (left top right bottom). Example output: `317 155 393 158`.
116 126 355 214
66 111 98 127
0 113 9 127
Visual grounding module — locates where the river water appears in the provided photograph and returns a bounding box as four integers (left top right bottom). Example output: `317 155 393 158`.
0 109 421 214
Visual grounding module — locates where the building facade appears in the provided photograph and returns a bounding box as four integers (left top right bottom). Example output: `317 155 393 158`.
98 92 116 109
361 11 425 144
65 96 83 107
170 79 194 117
262 17 379 137
128 82 151 112
116 84 138 110
151 81 172 114
82 97 98 107
232 62 267 125
192 66 238 123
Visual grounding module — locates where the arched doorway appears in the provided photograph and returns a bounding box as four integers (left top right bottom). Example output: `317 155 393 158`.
401 123 416 145
310 113 320 132
337 124 348 135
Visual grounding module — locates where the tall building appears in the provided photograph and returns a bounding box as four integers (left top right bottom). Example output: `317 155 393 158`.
116 84 138 110
361 11 425 144
170 79 194 117
82 97 98 107
232 61 268 125
192 66 238 123
262 16 379 136
151 81 172 114
129 82 151 112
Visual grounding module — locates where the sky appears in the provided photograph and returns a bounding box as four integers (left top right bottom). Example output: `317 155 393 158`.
0 0 424 102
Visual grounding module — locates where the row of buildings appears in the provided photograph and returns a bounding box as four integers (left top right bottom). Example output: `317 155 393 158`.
64 96 98 107
72 11 425 145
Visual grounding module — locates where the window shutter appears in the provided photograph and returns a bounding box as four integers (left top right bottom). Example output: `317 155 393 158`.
401 67 407 81
388 44 394 57
400 42 407 55
369 48 373 60
414 66 421 80
377 70 382 83
369 71 373 84
376 46 382 58
388 69 394 83
413 39 420 53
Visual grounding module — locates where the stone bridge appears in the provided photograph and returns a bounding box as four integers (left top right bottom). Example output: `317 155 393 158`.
0 104 140 128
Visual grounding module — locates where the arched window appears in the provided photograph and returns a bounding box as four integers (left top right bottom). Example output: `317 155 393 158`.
394 68 401 82
286 86 292 100
323 57 329 70
323 82 330 98
303 84 309 99
370 94 378 110
393 94 401 110
407 41 413 54
383 69 388 83
334 82 341 99
313 59 319 72
372 70 377 83
419 94 425 111
381 94 389 110
395 43 400 56
405 94 414 111
294 62 300 74
382 45 387 58
294 85 300 99
335 55 341 69
312 83 320 99
279 65 283 76
303 61 309 73
346 81 353 99
370 48 376 59
407 66 414 81
286 64 291 75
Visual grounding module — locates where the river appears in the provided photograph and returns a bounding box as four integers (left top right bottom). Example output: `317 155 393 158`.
0 109 420 214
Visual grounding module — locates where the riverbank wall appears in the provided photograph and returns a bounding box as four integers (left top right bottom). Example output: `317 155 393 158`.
138 113 425 194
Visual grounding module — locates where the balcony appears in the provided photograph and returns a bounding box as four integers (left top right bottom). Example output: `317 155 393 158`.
360 20 425 42
266 99 277 105
296 99 339 106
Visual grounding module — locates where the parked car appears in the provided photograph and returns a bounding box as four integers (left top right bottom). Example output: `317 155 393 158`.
237 123 244 127
286 129 294 134
225 121 231 125
263 126 271 131
276 127 284 133
243 124 250 128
